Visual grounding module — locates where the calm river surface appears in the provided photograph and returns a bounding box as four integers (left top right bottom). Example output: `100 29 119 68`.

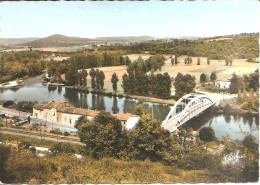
0 75 258 142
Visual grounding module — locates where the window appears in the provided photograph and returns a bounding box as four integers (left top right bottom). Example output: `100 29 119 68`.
69 119 72 124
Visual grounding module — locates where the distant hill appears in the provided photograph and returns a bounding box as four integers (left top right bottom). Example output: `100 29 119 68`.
17 34 157 48
0 38 38 47
23 34 94 48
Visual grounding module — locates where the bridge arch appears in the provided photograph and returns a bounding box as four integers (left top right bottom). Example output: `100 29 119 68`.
162 93 215 132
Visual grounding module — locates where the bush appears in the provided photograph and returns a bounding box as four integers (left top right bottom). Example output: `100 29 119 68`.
50 142 77 156
18 141 31 149
50 129 62 135
30 147 36 153
64 131 70 136
199 127 215 142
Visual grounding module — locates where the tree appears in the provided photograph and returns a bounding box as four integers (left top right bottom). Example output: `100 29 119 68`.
199 127 215 142
207 57 211 65
111 72 119 91
99 70 105 90
77 111 125 159
197 57 201 65
248 89 255 109
125 56 131 66
89 68 96 89
122 106 179 164
200 73 207 84
174 73 196 100
171 58 174 66
210 72 217 84
230 73 243 94
121 73 129 94
229 59 233 66
225 58 230 66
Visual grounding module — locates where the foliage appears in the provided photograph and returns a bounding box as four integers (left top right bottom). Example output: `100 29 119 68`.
74 115 88 129
0 51 44 83
122 55 171 99
100 33 259 60
199 127 215 142
174 73 196 100
243 70 259 91
230 73 243 94
111 72 119 91
17 101 37 113
50 142 77 156
200 73 207 84
0 145 220 184
210 72 217 82
77 111 125 159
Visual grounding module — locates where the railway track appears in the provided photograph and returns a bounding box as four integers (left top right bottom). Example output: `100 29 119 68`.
0 127 81 143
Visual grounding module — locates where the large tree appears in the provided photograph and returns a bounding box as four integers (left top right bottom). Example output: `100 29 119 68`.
77 111 125 159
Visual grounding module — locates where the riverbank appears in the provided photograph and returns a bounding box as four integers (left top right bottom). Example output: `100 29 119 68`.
213 98 259 116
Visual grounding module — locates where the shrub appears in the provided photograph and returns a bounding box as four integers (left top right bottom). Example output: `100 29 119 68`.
64 131 70 136
18 141 31 149
199 127 215 142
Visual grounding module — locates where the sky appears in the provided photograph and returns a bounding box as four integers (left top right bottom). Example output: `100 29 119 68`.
0 1 259 38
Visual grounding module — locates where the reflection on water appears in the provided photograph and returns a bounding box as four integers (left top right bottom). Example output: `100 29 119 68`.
0 75 258 142
187 111 259 143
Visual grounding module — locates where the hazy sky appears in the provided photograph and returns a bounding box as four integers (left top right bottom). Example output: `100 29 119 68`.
0 1 259 38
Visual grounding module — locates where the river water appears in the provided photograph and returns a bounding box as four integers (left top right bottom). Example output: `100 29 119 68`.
0 75 258 142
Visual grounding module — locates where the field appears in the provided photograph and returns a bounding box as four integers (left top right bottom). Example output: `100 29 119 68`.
84 54 259 94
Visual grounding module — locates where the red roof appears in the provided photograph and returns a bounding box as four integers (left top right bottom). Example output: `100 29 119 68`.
112 113 131 121
74 108 99 117
43 100 66 109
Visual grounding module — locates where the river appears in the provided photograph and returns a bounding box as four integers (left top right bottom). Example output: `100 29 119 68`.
0 75 258 142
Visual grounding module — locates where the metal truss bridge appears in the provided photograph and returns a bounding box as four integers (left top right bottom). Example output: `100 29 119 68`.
161 93 215 133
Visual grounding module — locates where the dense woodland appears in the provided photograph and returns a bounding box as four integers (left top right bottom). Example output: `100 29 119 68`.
0 52 45 83
100 33 259 59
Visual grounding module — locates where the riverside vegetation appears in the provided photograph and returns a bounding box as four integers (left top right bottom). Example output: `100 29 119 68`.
0 106 258 183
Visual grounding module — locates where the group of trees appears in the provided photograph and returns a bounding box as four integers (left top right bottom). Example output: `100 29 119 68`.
225 57 233 66
174 73 196 99
122 55 171 99
76 107 208 167
230 70 259 112
89 68 105 90
184 56 193 65
0 52 45 83
49 51 127 85
237 89 259 112
200 72 217 84
101 33 259 60
230 70 258 94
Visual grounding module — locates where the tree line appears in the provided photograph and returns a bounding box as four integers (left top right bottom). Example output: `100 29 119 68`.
100 33 259 60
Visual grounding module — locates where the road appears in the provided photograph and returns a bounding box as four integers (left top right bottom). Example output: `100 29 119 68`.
0 106 77 132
